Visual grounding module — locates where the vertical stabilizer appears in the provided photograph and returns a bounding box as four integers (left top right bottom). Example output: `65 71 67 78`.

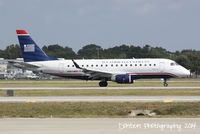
16 30 57 62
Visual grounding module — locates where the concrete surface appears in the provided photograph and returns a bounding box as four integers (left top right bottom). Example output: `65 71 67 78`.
1 96 200 102
0 118 199 134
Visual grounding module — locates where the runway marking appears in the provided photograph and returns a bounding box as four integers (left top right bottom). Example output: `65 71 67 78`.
0 96 200 102
26 99 38 103
0 86 200 90
163 98 174 103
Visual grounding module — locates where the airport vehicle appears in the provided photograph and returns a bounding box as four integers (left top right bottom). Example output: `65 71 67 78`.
13 30 190 87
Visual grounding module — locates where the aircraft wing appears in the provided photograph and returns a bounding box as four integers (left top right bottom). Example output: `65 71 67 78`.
72 60 112 79
8 61 40 70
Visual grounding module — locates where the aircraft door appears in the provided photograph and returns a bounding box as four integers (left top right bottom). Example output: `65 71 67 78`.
59 62 65 73
159 62 165 72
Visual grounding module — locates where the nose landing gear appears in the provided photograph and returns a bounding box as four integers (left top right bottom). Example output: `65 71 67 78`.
163 78 168 87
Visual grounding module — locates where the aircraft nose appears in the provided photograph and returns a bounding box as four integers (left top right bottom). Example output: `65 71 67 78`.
178 68 190 77
185 69 190 76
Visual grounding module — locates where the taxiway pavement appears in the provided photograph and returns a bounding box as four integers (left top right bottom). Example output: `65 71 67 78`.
0 96 200 102
0 118 199 134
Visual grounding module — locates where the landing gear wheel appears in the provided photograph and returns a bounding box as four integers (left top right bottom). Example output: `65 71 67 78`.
164 83 168 87
163 79 168 87
99 81 108 87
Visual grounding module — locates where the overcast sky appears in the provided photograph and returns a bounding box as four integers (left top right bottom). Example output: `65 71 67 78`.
0 0 200 52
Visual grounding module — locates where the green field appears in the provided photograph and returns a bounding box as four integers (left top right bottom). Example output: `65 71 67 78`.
0 102 200 118
0 78 200 87
1 89 200 96
0 79 200 118
0 79 200 96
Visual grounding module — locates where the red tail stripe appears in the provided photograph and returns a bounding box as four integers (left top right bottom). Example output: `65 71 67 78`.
16 30 28 34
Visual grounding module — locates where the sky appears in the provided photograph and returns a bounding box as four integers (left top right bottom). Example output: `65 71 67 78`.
0 0 200 52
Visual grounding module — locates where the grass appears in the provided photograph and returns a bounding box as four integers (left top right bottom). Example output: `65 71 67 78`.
0 79 200 118
0 78 200 87
0 102 200 118
0 79 200 96
1 89 200 96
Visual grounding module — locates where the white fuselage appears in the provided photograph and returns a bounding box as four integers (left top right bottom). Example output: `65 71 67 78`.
28 58 190 80
15 30 190 86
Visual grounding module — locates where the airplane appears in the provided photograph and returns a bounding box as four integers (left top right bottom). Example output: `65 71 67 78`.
13 30 190 87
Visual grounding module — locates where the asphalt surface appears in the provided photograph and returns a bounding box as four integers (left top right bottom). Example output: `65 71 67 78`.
0 86 200 90
1 96 200 102
0 118 199 134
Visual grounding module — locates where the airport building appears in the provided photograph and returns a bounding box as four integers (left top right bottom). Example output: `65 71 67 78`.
0 58 53 79
0 58 7 79
0 58 69 79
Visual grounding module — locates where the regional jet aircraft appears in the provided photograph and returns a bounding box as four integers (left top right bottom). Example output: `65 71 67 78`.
12 30 190 87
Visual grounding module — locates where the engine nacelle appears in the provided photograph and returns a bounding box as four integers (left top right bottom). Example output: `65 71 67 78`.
111 74 133 84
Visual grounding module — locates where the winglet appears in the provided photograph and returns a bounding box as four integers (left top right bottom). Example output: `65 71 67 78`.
72 59 82 69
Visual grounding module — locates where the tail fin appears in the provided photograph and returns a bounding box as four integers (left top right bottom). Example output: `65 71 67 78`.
16 30 57 62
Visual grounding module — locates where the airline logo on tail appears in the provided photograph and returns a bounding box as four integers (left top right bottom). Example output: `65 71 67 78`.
16 30 57 62
24 44 35 52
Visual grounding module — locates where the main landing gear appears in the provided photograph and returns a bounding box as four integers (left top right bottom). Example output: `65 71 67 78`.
99 80 108 87
163 78 168 87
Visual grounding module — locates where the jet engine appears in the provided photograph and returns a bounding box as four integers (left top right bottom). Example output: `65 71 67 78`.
111 74 133 84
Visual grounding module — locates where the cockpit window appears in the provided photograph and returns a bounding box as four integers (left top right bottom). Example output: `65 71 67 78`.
175 63 180 66
170 62 175 66
170 62 180 66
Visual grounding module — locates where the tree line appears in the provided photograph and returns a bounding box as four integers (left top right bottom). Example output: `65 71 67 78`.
0 44 200 76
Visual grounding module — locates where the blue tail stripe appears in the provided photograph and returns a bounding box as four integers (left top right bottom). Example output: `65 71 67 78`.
18 35 57 62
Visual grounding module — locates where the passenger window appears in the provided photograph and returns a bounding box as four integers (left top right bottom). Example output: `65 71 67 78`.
149 64 151 66
116 64 118 67
154 64 156 66
130 64 132 66
135 64 137 66
101 64 103 67
125 64 127 66
111 64 113 67
96 65 98 67
72 65 74 67
67 65 70 67
82 65 84 67
121 64 123 67
105 64 108 67
140 64 142 66
91 65 93 67
86 65 89 67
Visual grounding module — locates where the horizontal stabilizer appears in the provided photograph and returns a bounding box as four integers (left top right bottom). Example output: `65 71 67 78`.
8 61 40 70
